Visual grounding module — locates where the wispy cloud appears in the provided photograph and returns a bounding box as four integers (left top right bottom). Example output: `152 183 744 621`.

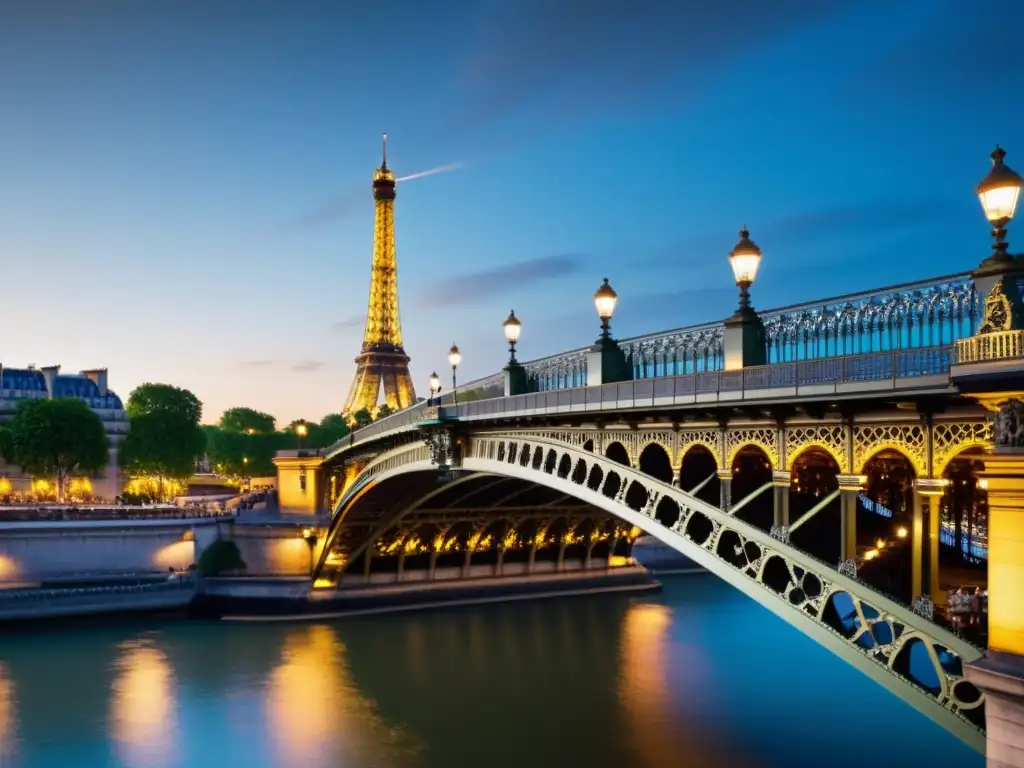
419 253 585 308
331 315 366 333
292 360 325 373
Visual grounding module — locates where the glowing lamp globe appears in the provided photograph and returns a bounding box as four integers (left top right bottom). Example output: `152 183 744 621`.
448 344 462 368
977 146 1022 224
428 371 441 393
594 278 618 321
503 310 522 343
296 423 308 437
728 228 763 285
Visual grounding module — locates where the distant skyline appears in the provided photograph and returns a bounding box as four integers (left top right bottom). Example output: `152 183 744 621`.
0 1 1021 425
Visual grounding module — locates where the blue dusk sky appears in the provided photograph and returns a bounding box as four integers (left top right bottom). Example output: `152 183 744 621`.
0 0 1021 425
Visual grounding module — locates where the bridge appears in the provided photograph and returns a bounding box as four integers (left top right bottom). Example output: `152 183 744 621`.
273 147 1024 759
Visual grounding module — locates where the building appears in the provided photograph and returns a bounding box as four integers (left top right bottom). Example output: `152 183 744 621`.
0 364 127 500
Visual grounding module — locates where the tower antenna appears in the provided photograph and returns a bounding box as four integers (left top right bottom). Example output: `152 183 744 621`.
381 132 388 169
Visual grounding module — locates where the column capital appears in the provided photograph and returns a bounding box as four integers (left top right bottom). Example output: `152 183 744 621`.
836 474 866 492
716 469 733 481
914 477 949 497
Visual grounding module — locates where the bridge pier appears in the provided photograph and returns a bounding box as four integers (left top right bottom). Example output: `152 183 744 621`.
717 470 732 512
771 471 790 529
967 452 1024 765
914 479 946 604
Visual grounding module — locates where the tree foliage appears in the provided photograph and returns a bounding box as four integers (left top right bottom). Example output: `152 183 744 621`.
125 382 202 424
317 414 350 445
120 383 206 490
7 398 109 501
351 408 374 429
197 540 246 576
219 407 275 434
375 404 395 420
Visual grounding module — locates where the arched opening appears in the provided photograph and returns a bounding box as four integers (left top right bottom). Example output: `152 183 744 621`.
434 521 474 572
860 451 917 603
788 448 841 564
604 441 630 467
535 518 569 563
678 445 718 506
731 445 773 530
369 526 404 573
565 519 592 565
472 519 508 567
940 449 988 642
400 523 438 572
638 443 672 483
502 519 539 566
582 439 594 453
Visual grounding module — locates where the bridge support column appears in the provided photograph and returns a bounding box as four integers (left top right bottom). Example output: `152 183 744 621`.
717 470 732 512
771 470 790 529
966 451 1024 765
836 475 865 562
910 479 945 603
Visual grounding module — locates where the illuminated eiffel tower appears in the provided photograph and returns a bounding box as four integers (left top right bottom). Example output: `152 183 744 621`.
341 134 416 419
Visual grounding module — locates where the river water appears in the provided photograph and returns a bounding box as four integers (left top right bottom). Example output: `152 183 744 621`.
0 575 981 768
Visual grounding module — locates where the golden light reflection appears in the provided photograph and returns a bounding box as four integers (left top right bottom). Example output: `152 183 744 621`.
619 604 745 767
0 662 16 763
152 540 195 571
109 640 178 768
266 624 417 767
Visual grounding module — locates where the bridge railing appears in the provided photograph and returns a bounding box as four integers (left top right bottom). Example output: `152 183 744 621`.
450 346 953 419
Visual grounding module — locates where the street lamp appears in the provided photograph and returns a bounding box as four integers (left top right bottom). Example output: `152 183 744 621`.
728 227 763 317
448 343 461 406
295 422 308 449
503 309 522 364
428 371 441 406
977 145 1023 269
593 278 618 340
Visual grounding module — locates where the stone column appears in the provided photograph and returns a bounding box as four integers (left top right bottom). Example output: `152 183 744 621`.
716 469 732 512
836 474 865 562
771 470 790 540
964 399 1024 765
914 478 947 603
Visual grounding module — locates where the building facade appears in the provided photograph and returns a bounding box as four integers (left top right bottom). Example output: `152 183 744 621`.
0 364 127 500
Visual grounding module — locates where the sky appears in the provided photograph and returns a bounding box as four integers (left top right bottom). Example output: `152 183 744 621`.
0 0 1022 426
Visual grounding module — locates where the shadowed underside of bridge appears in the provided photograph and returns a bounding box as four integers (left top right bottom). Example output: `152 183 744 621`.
317 435 987 753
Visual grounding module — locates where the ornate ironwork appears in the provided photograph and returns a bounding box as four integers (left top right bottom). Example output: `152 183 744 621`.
322 436 986 752
992 398 1024 449
838 559 858 579
422 427 456 470
769 525 790 544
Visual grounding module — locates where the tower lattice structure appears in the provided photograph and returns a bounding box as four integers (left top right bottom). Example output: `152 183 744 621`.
341 134 416 419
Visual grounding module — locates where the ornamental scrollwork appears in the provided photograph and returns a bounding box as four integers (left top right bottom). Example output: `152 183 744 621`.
912 594 935 621
992 399 1024 449
769 525 790 544
422 427 456 469
838 559 857 579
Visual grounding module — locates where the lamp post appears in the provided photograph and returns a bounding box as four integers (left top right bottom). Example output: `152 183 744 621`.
448 344 461 406
723 228 766 369
585 278 631 386
302 527 317 577
295 422 308 450
594 278 618 340
977 145 1022 272
503 310 521 364
503 310 528 396
428 371 441 406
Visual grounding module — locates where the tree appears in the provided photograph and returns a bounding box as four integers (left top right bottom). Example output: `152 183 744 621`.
197 540 246 576
375 404 395 420
318 414 350 446
219 407 276 434
125 382 203 424
351 409 374 429
7 398 109 501
120 383 207 497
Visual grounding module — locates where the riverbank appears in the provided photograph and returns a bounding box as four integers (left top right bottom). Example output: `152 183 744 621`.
196 566 660 621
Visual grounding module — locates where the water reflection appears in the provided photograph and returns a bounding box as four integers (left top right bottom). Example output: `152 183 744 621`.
265 624 418 768
109 640 178 768
619 603 753 768
0 662 16 763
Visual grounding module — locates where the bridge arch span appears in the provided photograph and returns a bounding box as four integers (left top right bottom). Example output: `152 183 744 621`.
321 435 985 751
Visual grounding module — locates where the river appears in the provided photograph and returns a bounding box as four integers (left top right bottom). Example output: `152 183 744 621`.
0 575 981 768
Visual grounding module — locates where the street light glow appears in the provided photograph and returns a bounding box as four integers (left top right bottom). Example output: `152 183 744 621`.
593 278 617 321
728 228 763 285
977 145 1022 224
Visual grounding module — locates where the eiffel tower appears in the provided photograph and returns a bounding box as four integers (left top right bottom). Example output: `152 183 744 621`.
341 134 416 419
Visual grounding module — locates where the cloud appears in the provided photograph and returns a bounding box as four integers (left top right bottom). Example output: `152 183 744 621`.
451 0 871 131
331 315 366 333
291 360 326 373
237 359 327 374
419 253 585 308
